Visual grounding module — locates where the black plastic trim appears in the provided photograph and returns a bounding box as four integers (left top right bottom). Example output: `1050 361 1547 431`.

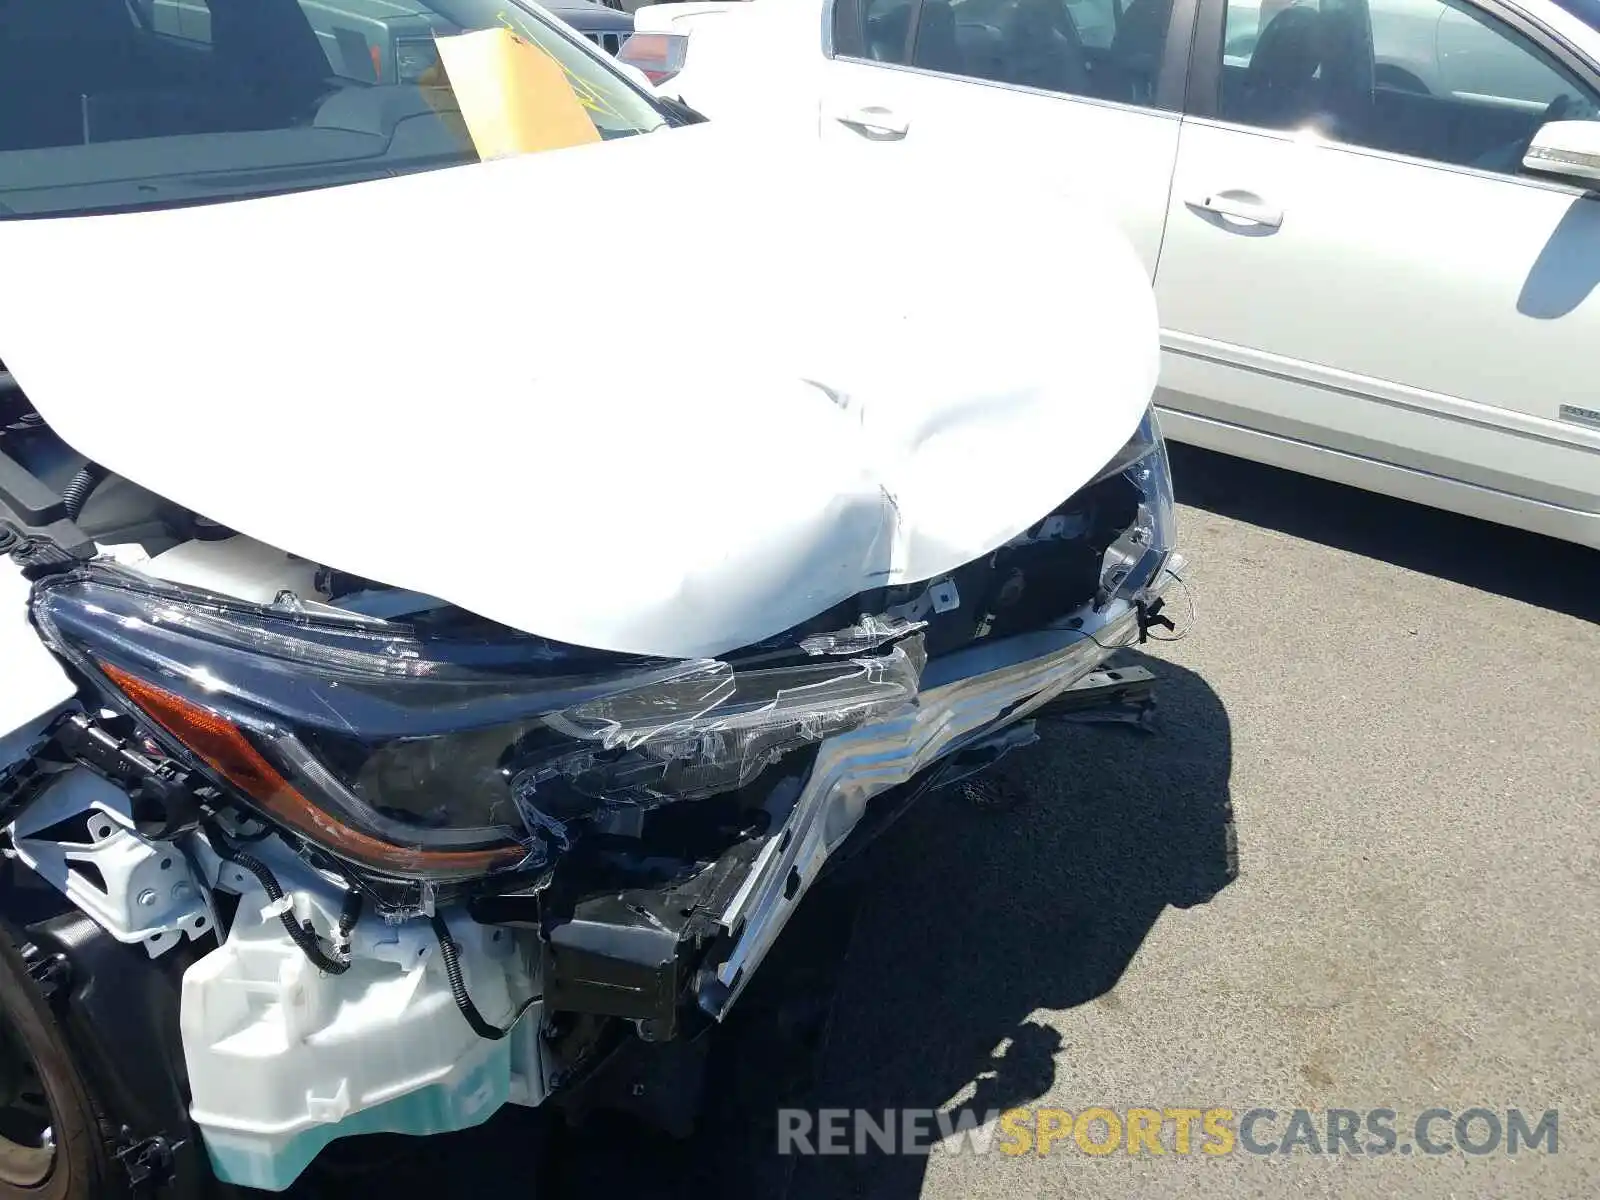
21 912 214 1199
1157 0 1206 112
1184 0 1227 117
0 451 66 525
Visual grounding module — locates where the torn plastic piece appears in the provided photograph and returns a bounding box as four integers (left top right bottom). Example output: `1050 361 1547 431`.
516 639 925 810
541 641 924 755
798 614 926 657
540 660 736 751
260 894 295 921
1004 511 1092 548
883 577 962 624
433 27 600 160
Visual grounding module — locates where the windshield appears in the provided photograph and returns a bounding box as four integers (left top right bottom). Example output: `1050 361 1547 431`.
0 0 666 219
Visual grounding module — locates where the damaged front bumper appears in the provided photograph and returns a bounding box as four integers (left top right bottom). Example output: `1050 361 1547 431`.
0 408 1183 1192
699 562 1184 1018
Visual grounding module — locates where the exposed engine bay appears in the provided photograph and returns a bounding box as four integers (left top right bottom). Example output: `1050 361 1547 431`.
1 362 1180 1191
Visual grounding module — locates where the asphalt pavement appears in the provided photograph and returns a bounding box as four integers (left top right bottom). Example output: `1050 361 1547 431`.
779 444 1600 1200
321 445 1600 1200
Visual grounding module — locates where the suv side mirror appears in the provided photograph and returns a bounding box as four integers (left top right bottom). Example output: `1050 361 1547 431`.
1524 119 1600 186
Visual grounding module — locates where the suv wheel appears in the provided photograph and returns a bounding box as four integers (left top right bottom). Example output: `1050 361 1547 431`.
0 933 110 1200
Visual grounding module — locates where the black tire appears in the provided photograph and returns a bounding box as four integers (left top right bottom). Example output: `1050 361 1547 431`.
0 932 111 1200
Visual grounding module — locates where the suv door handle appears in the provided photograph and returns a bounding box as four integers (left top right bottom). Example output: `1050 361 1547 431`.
1186 191 1284 228
831 105 910 140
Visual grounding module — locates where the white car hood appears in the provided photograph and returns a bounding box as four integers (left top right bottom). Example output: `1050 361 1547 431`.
0 123 1157 659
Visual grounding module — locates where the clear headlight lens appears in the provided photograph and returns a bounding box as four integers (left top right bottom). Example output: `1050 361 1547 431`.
31 571 923 881
518 642 924 833
1093 407 1176 607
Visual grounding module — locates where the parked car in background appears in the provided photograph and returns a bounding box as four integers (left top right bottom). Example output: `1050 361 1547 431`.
600 0 673 14
547 0 636 55
633 0 1600 549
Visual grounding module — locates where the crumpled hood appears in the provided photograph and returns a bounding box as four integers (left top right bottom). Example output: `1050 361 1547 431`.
0 123 1157 659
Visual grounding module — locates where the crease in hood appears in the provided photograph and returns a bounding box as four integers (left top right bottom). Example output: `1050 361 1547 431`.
0 123 1159 659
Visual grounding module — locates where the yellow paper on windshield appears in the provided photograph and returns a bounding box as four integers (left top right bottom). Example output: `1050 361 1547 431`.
433 27 600 160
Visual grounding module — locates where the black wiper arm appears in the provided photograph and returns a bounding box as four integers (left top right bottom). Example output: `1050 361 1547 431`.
655 94 709 126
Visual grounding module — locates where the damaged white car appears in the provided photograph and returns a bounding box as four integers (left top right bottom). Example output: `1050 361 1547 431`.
0 0 1181 1195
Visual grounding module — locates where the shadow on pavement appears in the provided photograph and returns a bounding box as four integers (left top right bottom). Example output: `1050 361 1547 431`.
1167 443 1599 624
770 650 1236 1200
286 651 1233 1200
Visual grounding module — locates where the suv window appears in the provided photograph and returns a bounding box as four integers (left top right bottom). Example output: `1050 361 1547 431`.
842 0 1176 106
0 0 665 219
1218 0 1600 175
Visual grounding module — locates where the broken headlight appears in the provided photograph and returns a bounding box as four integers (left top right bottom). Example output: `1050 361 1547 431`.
1092 406 1176 606
31 570 923 882
515 639 923 832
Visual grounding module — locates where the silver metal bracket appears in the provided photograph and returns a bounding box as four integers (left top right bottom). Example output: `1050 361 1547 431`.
9 769 210 958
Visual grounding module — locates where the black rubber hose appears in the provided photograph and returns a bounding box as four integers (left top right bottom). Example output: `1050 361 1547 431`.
338 889 363 939
429 912 540 1041
209 828 353 975
60 462 109 521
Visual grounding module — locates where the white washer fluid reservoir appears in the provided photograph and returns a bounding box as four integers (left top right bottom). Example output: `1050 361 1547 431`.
180 868 543 1193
